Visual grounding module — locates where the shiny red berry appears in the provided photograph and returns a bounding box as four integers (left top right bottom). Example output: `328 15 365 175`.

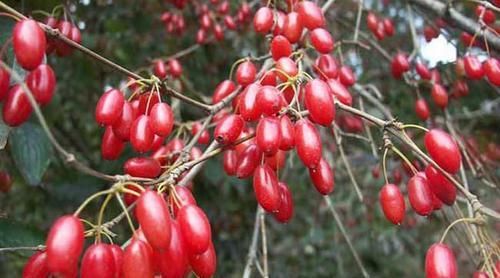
425 243 457 278
178 204 212 255
379 184 405 225
95 89 125 126
136 190 172 250
13 19 46 70
424 129 461 174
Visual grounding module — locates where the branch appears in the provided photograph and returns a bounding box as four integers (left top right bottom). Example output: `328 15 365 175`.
409 0 500 51
242 206 263 278
324 196 370 278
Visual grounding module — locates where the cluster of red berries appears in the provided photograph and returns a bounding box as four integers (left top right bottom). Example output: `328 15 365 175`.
366 12 395 41
379 129 461 225
160 11 186 35
194 1 251 43
192 1 360 222
22 187 216 278
153 58 183 80
0 19 57 127
44 16 81 56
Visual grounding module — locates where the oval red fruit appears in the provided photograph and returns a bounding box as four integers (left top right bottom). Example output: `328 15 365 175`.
81 244 115 278
22 251 49 278
379 184 405 225
122 239 154 278
214 114 244 145
2 85 33 127
95 89 125 126
189 242 217 278
253 164 281 212
149 102 174 137
424 129 461 174
136 190 172 250
178 204 212 255
13 19 46 70
294 119 322 169
273 182 294 223
407 175 433 216
304 79 335 126
26 64 56 106
308 158 334 195
46 215 84 276
256 117 281 156
425 243 457 278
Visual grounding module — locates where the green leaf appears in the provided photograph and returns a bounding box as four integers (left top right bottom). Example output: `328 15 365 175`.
0 219 44 248
9 123 53 186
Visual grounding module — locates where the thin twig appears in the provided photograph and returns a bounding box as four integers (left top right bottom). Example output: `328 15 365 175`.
324 196 370 278
332 124 364 202
242 206 263 278
260 211 269 278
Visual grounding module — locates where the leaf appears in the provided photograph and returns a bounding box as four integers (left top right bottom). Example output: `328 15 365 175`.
0 219 44 248
0 112 10 149
9 123 53 186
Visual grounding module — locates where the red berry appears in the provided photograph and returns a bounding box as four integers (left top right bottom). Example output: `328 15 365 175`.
223 149 238 176
270 35 292 61
212 80 236 104
327 78 352 106
279 115 295 151
213 23 224 41
425 243 457 278
483 58 500 86
315 54 339 79
253 7 274 33
236 144 262 179
236 60 257 86
260 71 277 86
239 83 262 122
296 1 325 30
189 242 217 278
224 15 237 30
157 220 190 278
339 66 356 87
310 28 334 54
276 57 298 81
124 157 161 178
464 55 484 80
366 12 378 31
383 18 394 36
25 64 56 106
265 150 286 171
425 165 456 205
138 92 160 115
391 53 410 79
431 83 448 109
294 119 322 169
304 79 335 126
112 101 136 141
308 158 334 195
55 21 74 57
81 243 115 278
253 164 281 212
168 59 183 78
256 85 283 116
169 186 197 217
46 215 84 276
407 175 433 216
13 19 46 70
136 190 172 250
379 184 405 225
122 239 154 278
475 5 496 25
424 129 461 174
283 12 303 43
2 85 32 127
101 126 125 160
256 117 281 156
0 67 9 101
273 11 286 35
154 60 167 79
214 114 244 145
95 88 125 126
273 182 294 223
178 204 212 255
415 98 430 121
109 244 123 278
149 102 174 137
415 62 432 80
22 251 49 278
130 115 155 152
